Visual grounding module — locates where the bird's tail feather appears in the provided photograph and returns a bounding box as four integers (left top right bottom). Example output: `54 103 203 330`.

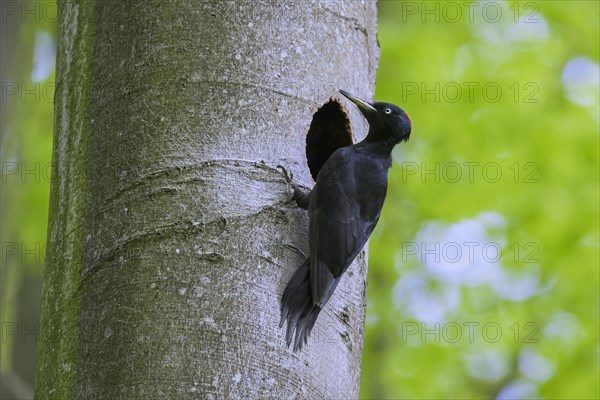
280 258 322 351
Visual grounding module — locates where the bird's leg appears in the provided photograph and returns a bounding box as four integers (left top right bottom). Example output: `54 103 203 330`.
291 184 311 210
277 165 312 210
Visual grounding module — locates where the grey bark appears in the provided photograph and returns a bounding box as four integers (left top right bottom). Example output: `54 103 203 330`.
36 1 379 398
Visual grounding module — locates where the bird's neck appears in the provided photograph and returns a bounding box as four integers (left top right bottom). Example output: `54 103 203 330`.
360 132 397 156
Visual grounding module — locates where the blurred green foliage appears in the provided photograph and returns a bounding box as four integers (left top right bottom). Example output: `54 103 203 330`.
361 1 599 399
1 1 598 399
1 4 55 398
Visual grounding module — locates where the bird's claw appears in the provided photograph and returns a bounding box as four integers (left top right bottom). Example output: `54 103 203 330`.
277 164 294 185
277 165 310 209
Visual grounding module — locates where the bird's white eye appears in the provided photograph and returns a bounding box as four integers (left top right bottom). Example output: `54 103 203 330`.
384 108 392 114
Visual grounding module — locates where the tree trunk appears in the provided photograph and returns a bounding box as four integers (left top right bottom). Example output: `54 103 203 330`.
36 1 379 398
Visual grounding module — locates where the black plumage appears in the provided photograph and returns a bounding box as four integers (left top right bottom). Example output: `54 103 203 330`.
281 89 412 351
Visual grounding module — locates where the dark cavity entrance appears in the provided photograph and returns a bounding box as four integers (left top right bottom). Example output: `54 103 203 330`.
305 100 353 181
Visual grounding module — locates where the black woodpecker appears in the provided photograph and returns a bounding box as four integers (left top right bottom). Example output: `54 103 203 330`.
280 89 412 351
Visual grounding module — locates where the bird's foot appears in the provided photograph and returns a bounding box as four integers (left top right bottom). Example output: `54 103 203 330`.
276 165 311 210
276 164 294 185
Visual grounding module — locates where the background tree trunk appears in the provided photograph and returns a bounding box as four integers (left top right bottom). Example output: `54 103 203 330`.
36 0 379 398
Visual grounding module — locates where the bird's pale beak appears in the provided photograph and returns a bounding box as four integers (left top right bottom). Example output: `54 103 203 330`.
339 89 377 114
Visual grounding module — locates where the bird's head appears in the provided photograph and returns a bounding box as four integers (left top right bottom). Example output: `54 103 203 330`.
340 90 411 144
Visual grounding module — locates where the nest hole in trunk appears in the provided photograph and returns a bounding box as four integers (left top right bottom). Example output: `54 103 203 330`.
305 99 353 181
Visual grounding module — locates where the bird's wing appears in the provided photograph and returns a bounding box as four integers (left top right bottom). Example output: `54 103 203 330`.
309 149 383 307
